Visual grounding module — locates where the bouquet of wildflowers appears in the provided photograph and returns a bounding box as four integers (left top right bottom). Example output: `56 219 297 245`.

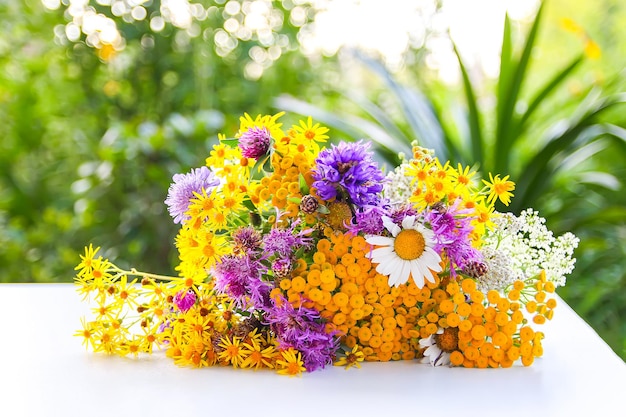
75 112 579 374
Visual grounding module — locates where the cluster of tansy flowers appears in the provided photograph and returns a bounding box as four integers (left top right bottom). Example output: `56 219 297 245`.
75 112 579 375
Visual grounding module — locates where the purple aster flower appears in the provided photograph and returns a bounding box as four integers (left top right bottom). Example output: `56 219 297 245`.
312 140 386 208
347 205 388 235
265 297 339 372
212 254 271 309
238 126 271 160
424 199 482 276
174 289 196 312
164 166 220 224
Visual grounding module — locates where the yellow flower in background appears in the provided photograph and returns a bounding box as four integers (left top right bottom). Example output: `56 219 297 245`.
560 17 601 60
560 17 585 36
206 141 234 169
482 173 515 206
584 39 601 60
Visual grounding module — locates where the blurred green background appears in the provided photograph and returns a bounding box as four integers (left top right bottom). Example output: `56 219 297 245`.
1 0 624 359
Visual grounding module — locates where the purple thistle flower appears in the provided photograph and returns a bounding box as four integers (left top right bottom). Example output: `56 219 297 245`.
232 226 263 254
174 289 196 312
212 254 271 309
265 297 339 372
312 140 385 208
271 257 293 279
424 199 482 276
164 166 220 224
263 222 313 259
238 126 271 160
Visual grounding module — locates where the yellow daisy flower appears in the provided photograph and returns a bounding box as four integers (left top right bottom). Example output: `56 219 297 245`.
218 336 246 368
483 173 515 206
292 116 329 152
334 344 365 369
276 348 306 376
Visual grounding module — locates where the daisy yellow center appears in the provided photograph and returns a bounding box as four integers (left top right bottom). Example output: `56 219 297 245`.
394 229 425 260
435 327 459 352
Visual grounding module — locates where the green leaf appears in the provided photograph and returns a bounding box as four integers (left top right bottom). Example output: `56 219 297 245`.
352 51 449 159
299 173 310 195
242 198 257 212
453 44 484 163
515 54 584 137
513 91 626 212
220 137 239 147
497 14 513 117
343 91 413 145
261 154 273 173
494 2 545 174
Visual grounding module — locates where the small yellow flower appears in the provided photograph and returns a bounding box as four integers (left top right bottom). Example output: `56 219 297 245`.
276 348 306 376
218 336 246 368
74 244 100 278
240 339 276 370
483 173 515 206
292 116 329 152
334 344 365 369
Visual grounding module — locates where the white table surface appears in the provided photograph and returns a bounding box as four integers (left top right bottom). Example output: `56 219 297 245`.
0 283 624 417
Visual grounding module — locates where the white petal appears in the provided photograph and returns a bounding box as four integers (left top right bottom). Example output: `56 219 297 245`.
420 226 435 242
410 261 423 285
434 352 451 367
412 268 425 288
386 258 406 286
378 255 399 276
419 337 434 349
382 216 401 237
422 249 443 272
424 268 437 284
370 246 394 259
395 261 411 286
366 235 394 247
424 345 441 358
401 215 416 229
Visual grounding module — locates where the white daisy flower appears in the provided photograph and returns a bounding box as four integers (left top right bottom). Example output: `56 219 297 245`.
365 215 442 288
419 327 459 367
